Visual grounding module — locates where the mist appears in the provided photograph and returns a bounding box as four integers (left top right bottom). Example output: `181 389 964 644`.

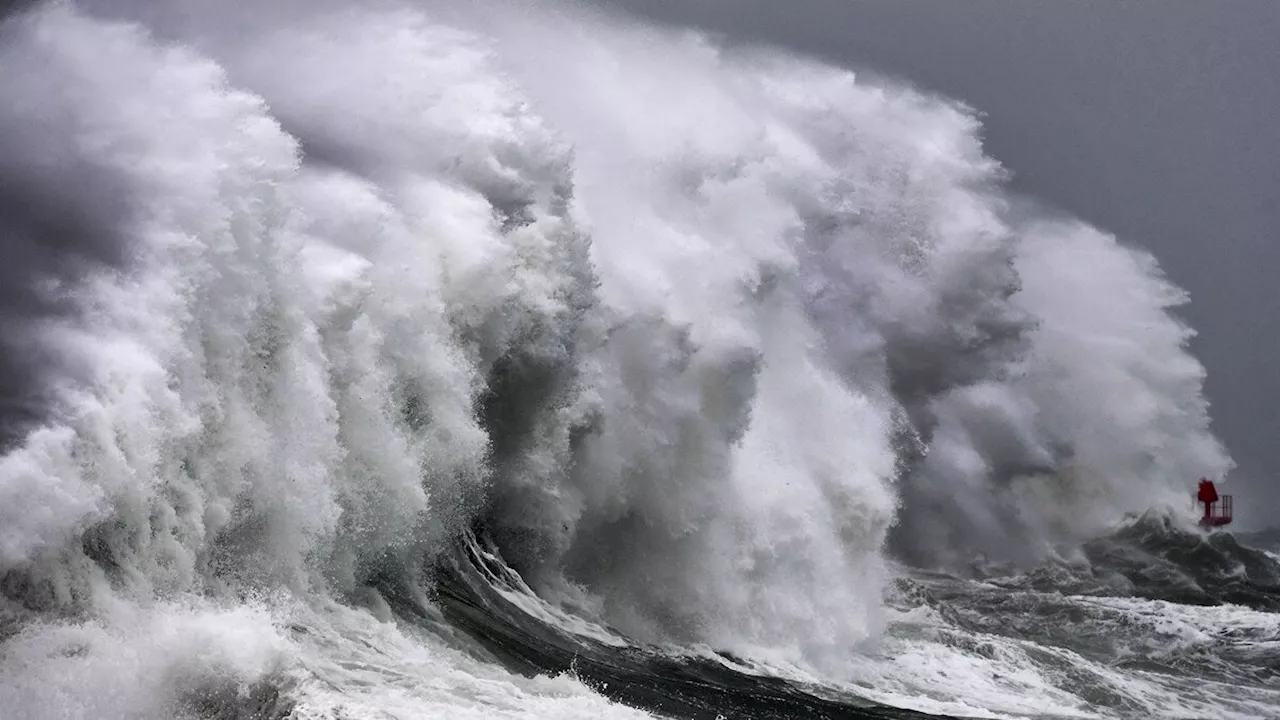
596 0 1280 528
0 4 148 448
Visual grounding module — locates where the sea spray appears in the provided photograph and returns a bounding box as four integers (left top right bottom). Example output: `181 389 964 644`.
0 2 1232 717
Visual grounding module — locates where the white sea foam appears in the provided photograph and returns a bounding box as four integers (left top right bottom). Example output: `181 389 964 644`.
0 1 1235 717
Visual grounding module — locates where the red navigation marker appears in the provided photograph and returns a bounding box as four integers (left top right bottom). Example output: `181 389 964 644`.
1195 478 1233 527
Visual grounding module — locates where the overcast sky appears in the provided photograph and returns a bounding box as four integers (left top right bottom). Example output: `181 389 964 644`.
598 0 1280 526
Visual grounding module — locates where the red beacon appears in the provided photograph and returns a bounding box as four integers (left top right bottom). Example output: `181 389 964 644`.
1195 477 1233 528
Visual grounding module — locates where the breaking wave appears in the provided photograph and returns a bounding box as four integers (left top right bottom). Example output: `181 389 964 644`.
0 2 1246 718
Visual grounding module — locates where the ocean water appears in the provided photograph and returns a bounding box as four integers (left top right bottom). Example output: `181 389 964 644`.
0 2 1275 719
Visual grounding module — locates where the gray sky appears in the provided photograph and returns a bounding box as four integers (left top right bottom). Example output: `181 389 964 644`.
597 0 1280 527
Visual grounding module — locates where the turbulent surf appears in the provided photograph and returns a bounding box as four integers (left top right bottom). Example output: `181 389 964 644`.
0 1 1275 719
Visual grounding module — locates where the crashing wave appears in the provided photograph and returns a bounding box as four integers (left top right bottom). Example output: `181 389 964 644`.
969 510 1280 610
0 1 1239 718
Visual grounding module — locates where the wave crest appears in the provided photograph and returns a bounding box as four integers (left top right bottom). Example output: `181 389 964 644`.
0 2 1234 716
